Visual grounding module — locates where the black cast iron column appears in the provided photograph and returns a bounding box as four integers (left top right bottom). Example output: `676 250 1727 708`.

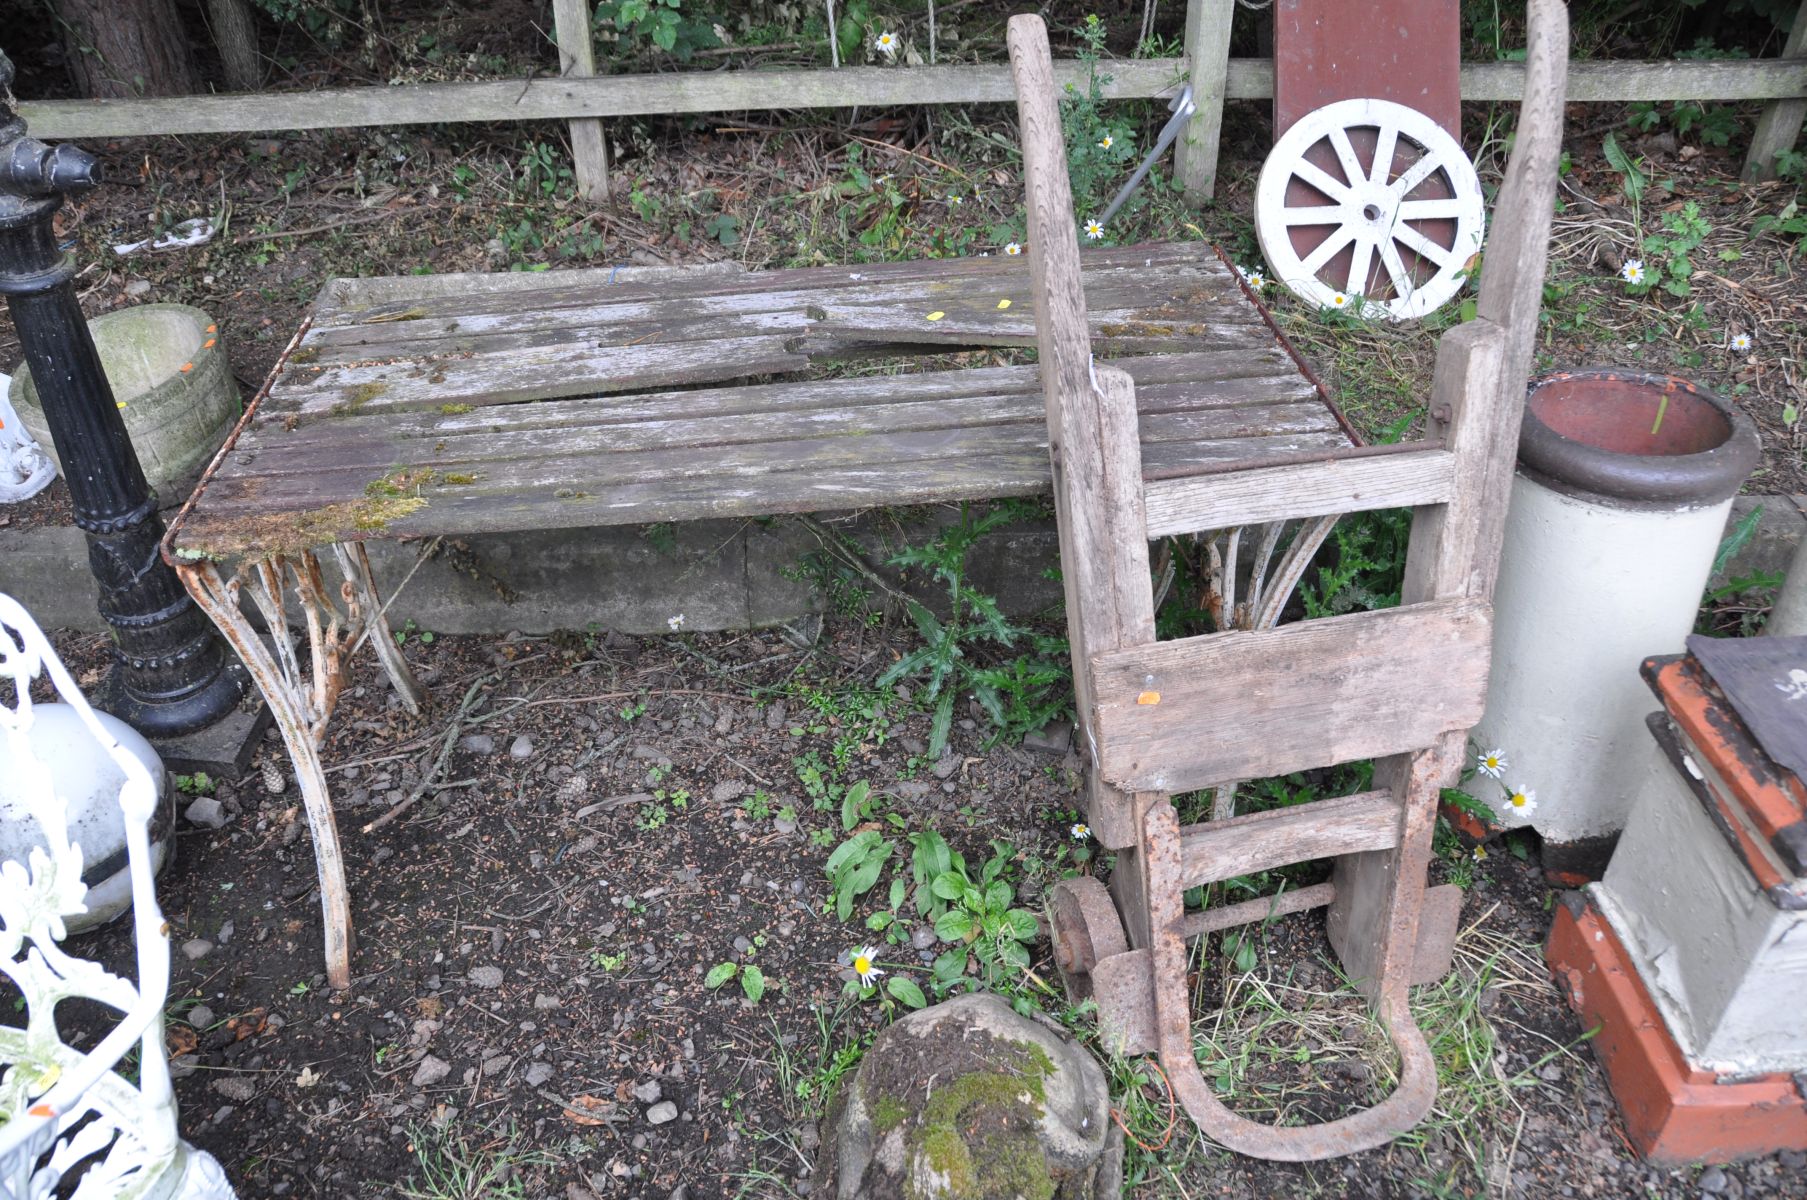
0 51 244 737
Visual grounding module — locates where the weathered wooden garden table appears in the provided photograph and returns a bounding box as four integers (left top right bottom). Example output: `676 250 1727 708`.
161 241 1356 987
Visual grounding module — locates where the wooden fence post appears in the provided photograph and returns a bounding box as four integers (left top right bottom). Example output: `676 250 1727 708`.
1174 0 1234 204
1744 2 1807 182
552 0 611 203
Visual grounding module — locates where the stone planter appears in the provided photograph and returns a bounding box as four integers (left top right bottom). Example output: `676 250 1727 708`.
1476 369 1761 874
8 304 238 502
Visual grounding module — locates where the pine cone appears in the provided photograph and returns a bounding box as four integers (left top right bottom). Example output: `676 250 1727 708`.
260 757 287 796
556 774 589 804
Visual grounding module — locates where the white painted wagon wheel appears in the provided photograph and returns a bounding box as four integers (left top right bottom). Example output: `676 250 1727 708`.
1256 98 1485 322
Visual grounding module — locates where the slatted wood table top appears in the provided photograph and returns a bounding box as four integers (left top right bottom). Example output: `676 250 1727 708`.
172 242 1350 558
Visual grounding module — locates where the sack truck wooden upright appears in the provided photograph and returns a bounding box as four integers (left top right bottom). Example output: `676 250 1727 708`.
1009 0 1569 1160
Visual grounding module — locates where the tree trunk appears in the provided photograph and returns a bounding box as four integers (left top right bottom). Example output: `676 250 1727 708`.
58 0 198 98
207 0 261 91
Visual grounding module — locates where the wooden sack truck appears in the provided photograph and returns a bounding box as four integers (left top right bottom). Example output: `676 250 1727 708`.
1014 0 1569 1162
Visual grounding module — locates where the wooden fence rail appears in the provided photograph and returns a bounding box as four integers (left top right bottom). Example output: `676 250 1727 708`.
14 5 1806 198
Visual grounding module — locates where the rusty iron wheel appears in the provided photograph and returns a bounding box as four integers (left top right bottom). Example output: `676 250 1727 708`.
1046 876 1127 1005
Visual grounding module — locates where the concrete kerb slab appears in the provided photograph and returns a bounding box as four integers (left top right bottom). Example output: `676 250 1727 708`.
0 507 1068 637
7 495 1799 638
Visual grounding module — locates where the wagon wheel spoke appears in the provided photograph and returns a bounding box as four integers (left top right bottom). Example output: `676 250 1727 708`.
1347 237 1377 298
1281 206 1346 225
1327 125 1366 190
1392 222 1457 269
1370 123 1400 186
1390 152 1442 198
1299 226 1355 277
1293 159 1353 203
1399 197 1468 221
1380 239 1416 300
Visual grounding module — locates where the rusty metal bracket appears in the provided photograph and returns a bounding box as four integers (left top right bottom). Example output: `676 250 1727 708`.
177 541 424 989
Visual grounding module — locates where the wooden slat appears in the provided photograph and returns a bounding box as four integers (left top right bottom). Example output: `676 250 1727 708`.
274 335 812 419
293 298 1261 375
801 304 1259 351
232 375 1325 479
1744 3 1807 181
1142 446 1457 537
19 57 1804 141
299 258 1247 356
1179 790 1401 887
1089 598 1493 794
258 347 1300 442
1010 15 1163 858
550 0 609 202
215 404 1341 514
177 427 1352 555
1174 0 1235 202
18 58 1198 139
308 242 1229 329
314 261 746 310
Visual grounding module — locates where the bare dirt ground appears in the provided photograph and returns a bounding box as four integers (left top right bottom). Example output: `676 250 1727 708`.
40 617 1807 1200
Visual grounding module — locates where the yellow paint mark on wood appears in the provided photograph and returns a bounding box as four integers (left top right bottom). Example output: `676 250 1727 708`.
926 311 946 321
997 299 1012 309
1136 690 1161 706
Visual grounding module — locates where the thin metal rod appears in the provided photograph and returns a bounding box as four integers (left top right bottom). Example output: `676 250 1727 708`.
1097 84 1196 228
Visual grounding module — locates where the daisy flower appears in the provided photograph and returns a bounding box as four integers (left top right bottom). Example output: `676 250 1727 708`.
874 31 898 57
1083 219 1104 240
1099 134 1115 150
1070 822 1090 841
1504 786 1536 818
1472 845 1489 862
1477 748 1508 779
1246 270 1266 289
1620 259 1645 285
1730 331 1753 352
1329 291 1350 309
947 194 962 206
850 945 884 984
1004 242 1022 256
667 613 686 632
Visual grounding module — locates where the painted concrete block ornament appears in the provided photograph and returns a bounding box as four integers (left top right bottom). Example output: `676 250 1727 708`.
1255 98 1485 322
0 591 235 1199
1547 639 1807 1164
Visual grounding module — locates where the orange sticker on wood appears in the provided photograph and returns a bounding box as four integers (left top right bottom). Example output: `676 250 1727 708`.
203 338 216 349
179 362 194 373
1137 690 1161 706
206 324 217 333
